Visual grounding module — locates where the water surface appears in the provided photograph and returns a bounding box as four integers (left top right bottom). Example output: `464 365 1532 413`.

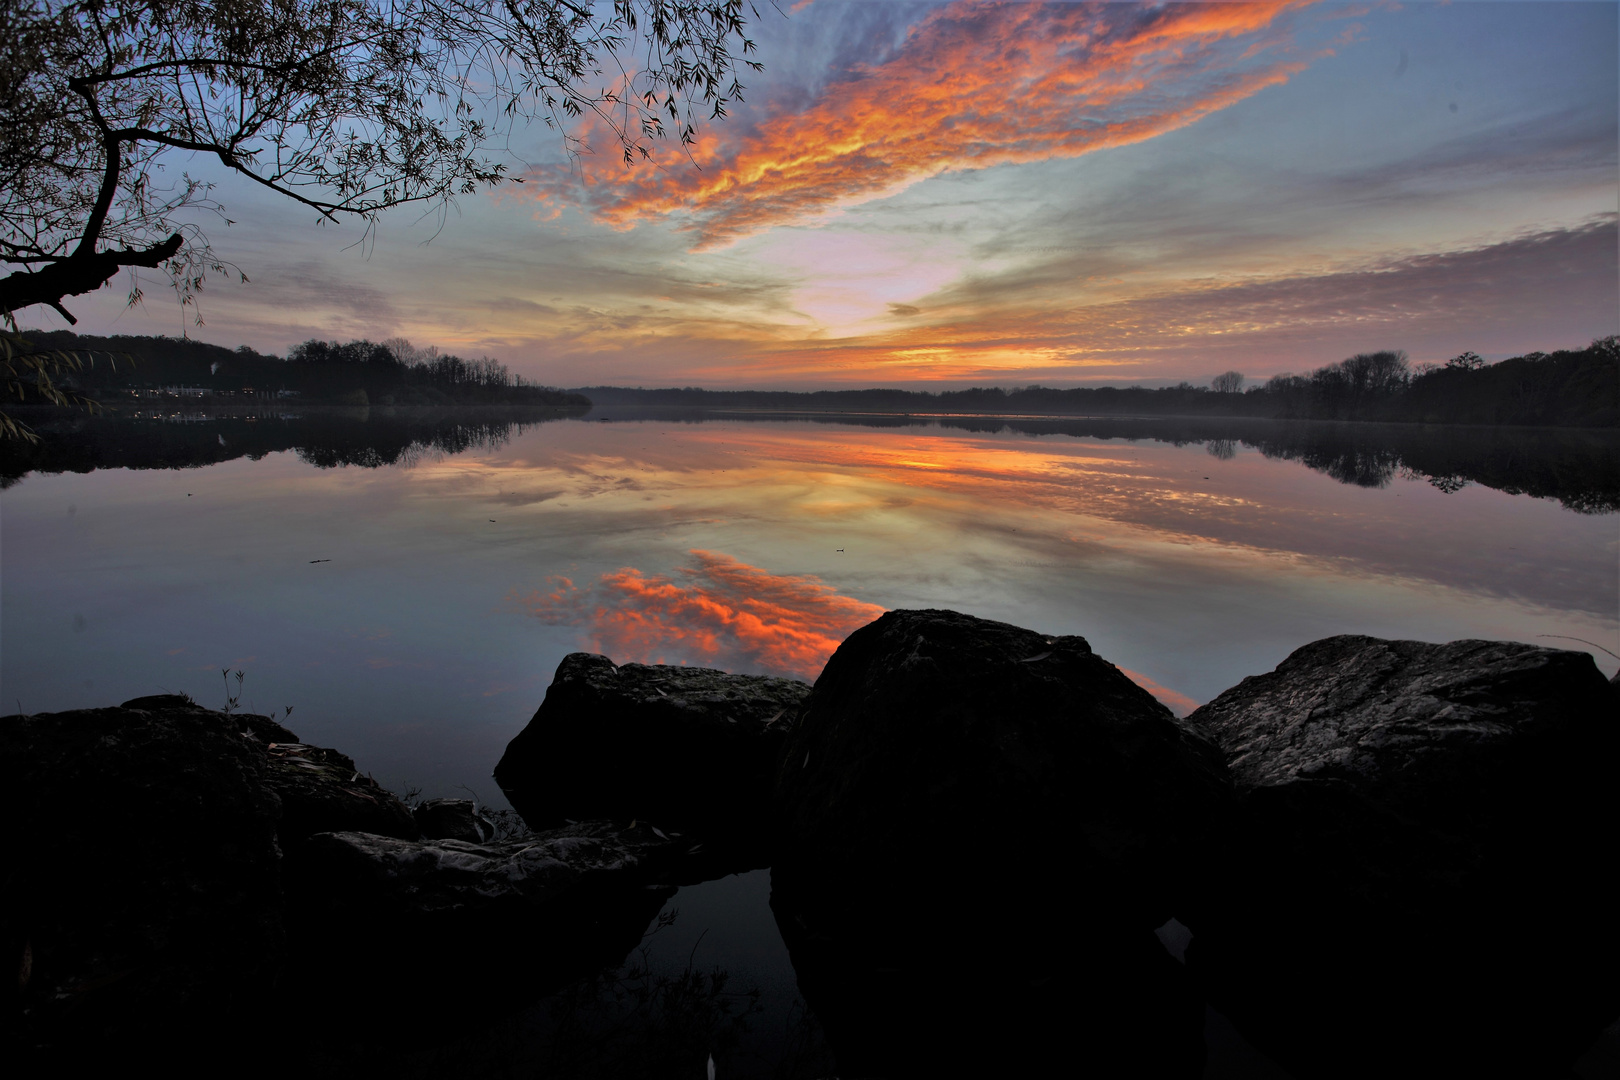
4 407 1616 1075
5 409 1612 793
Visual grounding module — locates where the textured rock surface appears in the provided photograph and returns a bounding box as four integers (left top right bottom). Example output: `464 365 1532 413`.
494 653 809 845
296 820 682 917
772 609 1230 1077
1184 635 1619 1076
260 739 417 847
1 701 285 1056
1193 635 1608 817
414 796 495 842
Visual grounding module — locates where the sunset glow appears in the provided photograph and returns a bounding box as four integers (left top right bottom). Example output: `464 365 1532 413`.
48 2 1619 389
532 1 1319 246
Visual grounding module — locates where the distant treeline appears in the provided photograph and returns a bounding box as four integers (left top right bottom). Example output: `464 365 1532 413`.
17 331 590 407
579 338 1619 428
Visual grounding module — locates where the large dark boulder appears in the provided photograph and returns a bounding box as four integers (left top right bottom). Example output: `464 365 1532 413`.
776 609 1231 929
772 609 1232 1076
1184 635 1620 1076
1 700 285 1059
111 697 418 849
493 653 809 849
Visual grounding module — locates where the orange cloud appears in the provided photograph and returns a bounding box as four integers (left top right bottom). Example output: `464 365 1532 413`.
534 1 1319 245
1117 667 1200 717
515 551 885 680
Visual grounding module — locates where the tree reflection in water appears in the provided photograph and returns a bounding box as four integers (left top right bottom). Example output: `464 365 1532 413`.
7 407 1610 514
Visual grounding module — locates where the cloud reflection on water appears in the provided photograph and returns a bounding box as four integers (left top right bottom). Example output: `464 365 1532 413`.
516 550 885 681
3 414 1614 802
1116 668 1200 718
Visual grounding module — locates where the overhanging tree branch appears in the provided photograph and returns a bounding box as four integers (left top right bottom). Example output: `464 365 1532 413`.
1 0 763 366
0 233 184 325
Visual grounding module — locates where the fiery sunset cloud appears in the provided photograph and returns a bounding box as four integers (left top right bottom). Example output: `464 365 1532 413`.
515 550 885 679
57 2 1619 389
537 0 1319 246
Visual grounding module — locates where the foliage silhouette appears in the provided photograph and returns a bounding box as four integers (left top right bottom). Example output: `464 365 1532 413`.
579 337 1619 428
10 329 589 408
0 0 760 326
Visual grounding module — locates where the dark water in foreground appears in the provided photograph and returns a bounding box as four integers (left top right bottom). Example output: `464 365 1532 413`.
3 408 1616 1075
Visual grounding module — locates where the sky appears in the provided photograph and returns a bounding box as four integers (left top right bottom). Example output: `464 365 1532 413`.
39 1 1620 389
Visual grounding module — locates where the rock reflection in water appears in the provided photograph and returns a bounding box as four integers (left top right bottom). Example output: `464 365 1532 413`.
770 869 1203 1078
288 872 837 1080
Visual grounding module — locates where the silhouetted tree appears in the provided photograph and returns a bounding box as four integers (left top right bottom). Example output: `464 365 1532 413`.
1211 370 1244 393
0 0 761 327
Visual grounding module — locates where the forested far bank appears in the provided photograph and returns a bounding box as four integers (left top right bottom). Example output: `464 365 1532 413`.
13 331 590 407
13 331 1616 425
578 338 1619 428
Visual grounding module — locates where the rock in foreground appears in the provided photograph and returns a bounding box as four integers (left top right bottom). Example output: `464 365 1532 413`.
773 609 1232 1076
1184 635 1620 1076
1 699 285 1058
2 697 691 1067
261 738 417 847
283 821 689 1014
494 653 809 851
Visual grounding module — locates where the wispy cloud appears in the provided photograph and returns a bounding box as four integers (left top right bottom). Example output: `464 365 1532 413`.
514 550 884 679
534 0 1321 246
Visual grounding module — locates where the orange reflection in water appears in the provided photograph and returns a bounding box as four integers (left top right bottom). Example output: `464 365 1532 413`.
515 549 885 681
1117 667 1200 718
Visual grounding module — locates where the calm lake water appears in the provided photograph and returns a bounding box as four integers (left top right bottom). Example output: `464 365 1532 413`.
3 407 1616 1075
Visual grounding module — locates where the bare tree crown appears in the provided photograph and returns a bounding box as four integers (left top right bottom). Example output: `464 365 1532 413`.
0 0 760 325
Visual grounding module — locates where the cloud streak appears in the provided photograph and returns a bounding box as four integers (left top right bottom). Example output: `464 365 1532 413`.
535 0 1320 246
515 550 885 679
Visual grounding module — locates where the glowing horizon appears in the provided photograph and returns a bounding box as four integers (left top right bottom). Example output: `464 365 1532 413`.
40 1 1620 390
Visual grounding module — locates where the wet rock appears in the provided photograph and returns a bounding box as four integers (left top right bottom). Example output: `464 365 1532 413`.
1184 635 1620 1076
413 796 495 842
494 653 809 849
773 609 1229 1076
261 739 417 847
1 702 284 1057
